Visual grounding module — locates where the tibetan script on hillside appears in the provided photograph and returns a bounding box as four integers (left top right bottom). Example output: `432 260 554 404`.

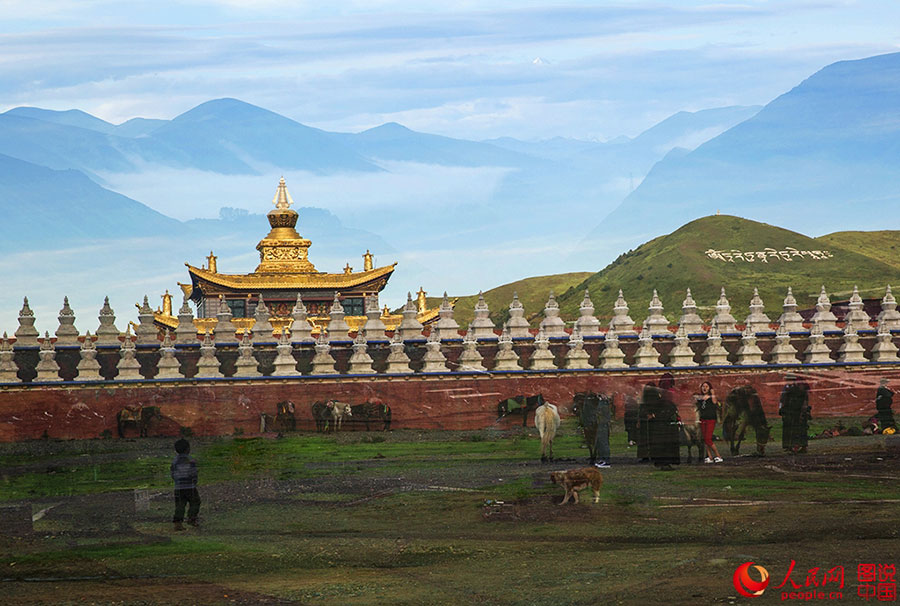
704 247 834 263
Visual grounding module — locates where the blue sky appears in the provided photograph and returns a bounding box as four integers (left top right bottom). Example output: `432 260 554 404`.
2 1 898 140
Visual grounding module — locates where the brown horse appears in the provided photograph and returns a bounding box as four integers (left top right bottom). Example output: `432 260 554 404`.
116 406 163 438
722 385 771 456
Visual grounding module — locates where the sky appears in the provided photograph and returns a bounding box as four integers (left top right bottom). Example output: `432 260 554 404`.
2 1 899 141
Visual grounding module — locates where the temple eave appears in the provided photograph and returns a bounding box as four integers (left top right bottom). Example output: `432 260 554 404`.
185 263 396 294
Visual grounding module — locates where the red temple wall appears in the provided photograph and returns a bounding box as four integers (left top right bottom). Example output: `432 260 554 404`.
1 365 897 442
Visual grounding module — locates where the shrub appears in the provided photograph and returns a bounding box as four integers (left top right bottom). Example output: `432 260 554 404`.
179 426 194 438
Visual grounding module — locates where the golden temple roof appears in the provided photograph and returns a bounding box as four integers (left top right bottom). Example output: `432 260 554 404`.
186 263 396 291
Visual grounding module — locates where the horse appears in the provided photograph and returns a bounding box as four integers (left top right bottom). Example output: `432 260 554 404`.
116 405 163 438
311 401 330 432
273 400 297 432
722 385 771 456
678 405 704 463
498 394 545 427
349 400 392 431
572 392 613 465
534 401 561 462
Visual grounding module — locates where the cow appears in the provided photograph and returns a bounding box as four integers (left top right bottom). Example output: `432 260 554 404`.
534 401 561 462
722 385 771 456
349 401 393 431
498 394 545 427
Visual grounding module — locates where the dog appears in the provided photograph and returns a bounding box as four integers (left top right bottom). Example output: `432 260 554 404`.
549 467 603 505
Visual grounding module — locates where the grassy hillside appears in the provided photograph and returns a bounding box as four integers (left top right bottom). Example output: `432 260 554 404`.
425 272 593 327
816 230 900 271
556 215 900 323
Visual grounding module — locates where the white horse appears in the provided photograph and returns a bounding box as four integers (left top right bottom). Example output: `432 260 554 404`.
328 400 353 431
534 402 561 462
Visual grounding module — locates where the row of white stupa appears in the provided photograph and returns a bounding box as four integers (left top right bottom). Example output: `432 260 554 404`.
1 285 899 382
3 284 900 348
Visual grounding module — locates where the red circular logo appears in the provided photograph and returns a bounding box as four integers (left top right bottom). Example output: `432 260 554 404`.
733 561 770 598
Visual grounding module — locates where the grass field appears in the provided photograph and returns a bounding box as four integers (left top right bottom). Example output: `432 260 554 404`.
1 418 898 605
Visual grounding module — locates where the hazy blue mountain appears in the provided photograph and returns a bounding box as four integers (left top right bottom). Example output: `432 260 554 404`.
0 153 183 243
332 122 536 167
578 52 900 256
0 114 141 176
114 117 168 137
3 107 119 134
147 98 382 175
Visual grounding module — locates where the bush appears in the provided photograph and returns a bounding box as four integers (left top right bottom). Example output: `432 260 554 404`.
179 426 194 438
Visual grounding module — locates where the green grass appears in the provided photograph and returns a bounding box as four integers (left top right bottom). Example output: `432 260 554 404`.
422 271 593 327
1 426 898 605
817 230 900 271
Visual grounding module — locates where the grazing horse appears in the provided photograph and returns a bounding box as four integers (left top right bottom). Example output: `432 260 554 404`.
349 401 393 431
116 406 162 438
722 385 771 456
534 401 561 462
572 392 613 465
498 394 545 427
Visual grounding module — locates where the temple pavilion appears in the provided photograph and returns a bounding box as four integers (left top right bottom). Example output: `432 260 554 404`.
151 178 440 335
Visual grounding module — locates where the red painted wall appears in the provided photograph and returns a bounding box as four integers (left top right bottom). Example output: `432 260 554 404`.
1 366 897 441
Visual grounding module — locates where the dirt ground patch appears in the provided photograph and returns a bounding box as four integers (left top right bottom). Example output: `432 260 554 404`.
2 420 898 605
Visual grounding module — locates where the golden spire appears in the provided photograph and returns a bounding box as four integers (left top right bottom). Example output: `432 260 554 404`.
343 263 353 274
207 251 217 273
161 290 173 316
272 176 294 210
256 177 317 273
363 250 374 271
416 287 427 313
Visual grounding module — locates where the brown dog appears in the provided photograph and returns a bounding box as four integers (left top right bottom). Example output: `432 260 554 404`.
550 467 603 505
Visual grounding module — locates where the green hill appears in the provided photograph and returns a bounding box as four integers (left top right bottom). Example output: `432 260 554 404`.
816 230 900 271
426 272 593 328
555 215 900 323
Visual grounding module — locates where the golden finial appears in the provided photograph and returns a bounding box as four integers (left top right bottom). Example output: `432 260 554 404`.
272 177 294 210
416 287 427 313
161 290 173 316
207 251 217 273
344 263 353 275
363 250 374 271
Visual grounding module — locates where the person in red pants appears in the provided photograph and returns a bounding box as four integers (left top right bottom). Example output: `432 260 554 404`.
694 381 723 463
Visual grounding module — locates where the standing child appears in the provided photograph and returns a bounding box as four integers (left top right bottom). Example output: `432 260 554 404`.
695 381 723 463
171 438 201 531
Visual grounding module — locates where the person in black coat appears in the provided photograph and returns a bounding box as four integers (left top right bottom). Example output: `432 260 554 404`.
779 374 811 453
647 373 680 470
876 379 896 431
624 393 639 446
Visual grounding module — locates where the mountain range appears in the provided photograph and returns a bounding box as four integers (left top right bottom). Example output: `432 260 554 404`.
577 51 900 258
2 51 900 332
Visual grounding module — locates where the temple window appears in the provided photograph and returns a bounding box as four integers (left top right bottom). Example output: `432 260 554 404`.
226 299 247 318
343 297 364 316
